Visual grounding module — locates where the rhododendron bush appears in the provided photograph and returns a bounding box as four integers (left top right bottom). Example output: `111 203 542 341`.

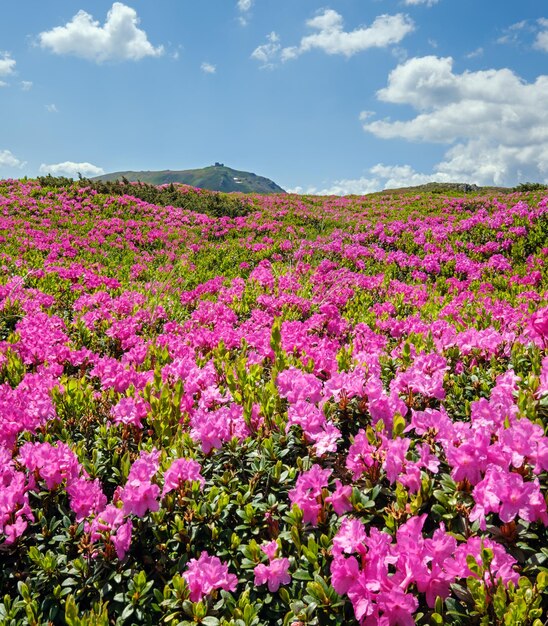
0 178 547 625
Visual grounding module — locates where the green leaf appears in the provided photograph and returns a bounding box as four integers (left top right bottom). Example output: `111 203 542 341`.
64 595 79 626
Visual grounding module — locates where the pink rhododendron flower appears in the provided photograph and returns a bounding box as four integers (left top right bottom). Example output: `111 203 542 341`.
374 587 418 626
120 449 160 517
0 452 33 545
18 441 81 490
87 504 133 560
277 367 323 404
190 404 249 454
325 479 352 515
162 458 205 496
288 464 332 525
261 540 279 560
444 537 519 587
254 558 291 592
110 395 150 428
331 555 361 596
183 551 238 601
346 429 378 480
67 477 107 522
332 517 367 556
529 306 548 340
470 466 548 529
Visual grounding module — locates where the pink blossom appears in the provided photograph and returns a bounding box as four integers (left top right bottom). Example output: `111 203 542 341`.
110 396 150 428
254 557 291 592
332 517 367 556
162 458 205 496
374 587 418 626
120 450 160 517
87 504 133 560
325 480 352 515
183 551 238 601
67 477 107 522
261 540 279 560
277 367 323 404
529 306 548 340
346 429 377 480
0 458 33 545
18 441 80 490
330 555 361 595
288 464 332 525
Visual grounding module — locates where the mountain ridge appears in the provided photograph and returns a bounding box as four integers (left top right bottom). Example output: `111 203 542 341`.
94 164 286 194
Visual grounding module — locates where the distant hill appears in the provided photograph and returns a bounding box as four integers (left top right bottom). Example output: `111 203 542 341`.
375 182 512 195
94 164 286 194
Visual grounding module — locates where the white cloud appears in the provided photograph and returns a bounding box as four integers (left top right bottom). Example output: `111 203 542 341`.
289 176 380 196
466 47 484 59
45 104 59 113
39 161 105 178
39 2 164 63
361 55 548 186
237 0 253 26
404 0 439 5
288 163 452 196
237 0 253 11
0 149 25 169
201 62 216 74
534 18 548 52
497 20 530 46
21 80 33 91
0 81 7 88
251 32 281 68
281 10 414 59
0 53 16 76
369 163 449 187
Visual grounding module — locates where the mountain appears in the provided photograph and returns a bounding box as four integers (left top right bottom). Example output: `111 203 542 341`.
94 164 286 194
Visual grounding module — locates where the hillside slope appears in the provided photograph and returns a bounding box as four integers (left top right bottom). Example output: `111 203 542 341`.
94 164 286 194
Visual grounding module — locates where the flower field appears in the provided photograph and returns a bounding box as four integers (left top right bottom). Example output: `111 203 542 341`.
0 178 547 625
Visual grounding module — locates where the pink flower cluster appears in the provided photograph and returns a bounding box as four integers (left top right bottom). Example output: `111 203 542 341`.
331 515 519 624
162 457 205 496
254 541 291 592
183 551 238 601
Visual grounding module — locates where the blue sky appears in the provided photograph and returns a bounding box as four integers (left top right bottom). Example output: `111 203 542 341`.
1 1 547 193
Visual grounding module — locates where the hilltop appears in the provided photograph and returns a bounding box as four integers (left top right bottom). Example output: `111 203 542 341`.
94 164 286 194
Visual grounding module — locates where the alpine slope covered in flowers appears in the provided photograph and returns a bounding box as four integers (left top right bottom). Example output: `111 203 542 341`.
0 178 547 625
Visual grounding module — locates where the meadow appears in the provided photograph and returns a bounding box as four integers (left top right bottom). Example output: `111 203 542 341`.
0 178 547 625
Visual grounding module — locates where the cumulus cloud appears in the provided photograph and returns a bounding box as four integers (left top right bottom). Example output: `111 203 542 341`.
251 32 281 68
534 18 548 52
38 2 164 63
45 104 59 113
288 177 379 196
0 81 7 88
369 163 449 187
0 53 16 76
361 55 548 185
288 164 452 196
0 149 25 169
39 161 105 178
21 81 33 91
281 10 414 60
201 62 216 74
